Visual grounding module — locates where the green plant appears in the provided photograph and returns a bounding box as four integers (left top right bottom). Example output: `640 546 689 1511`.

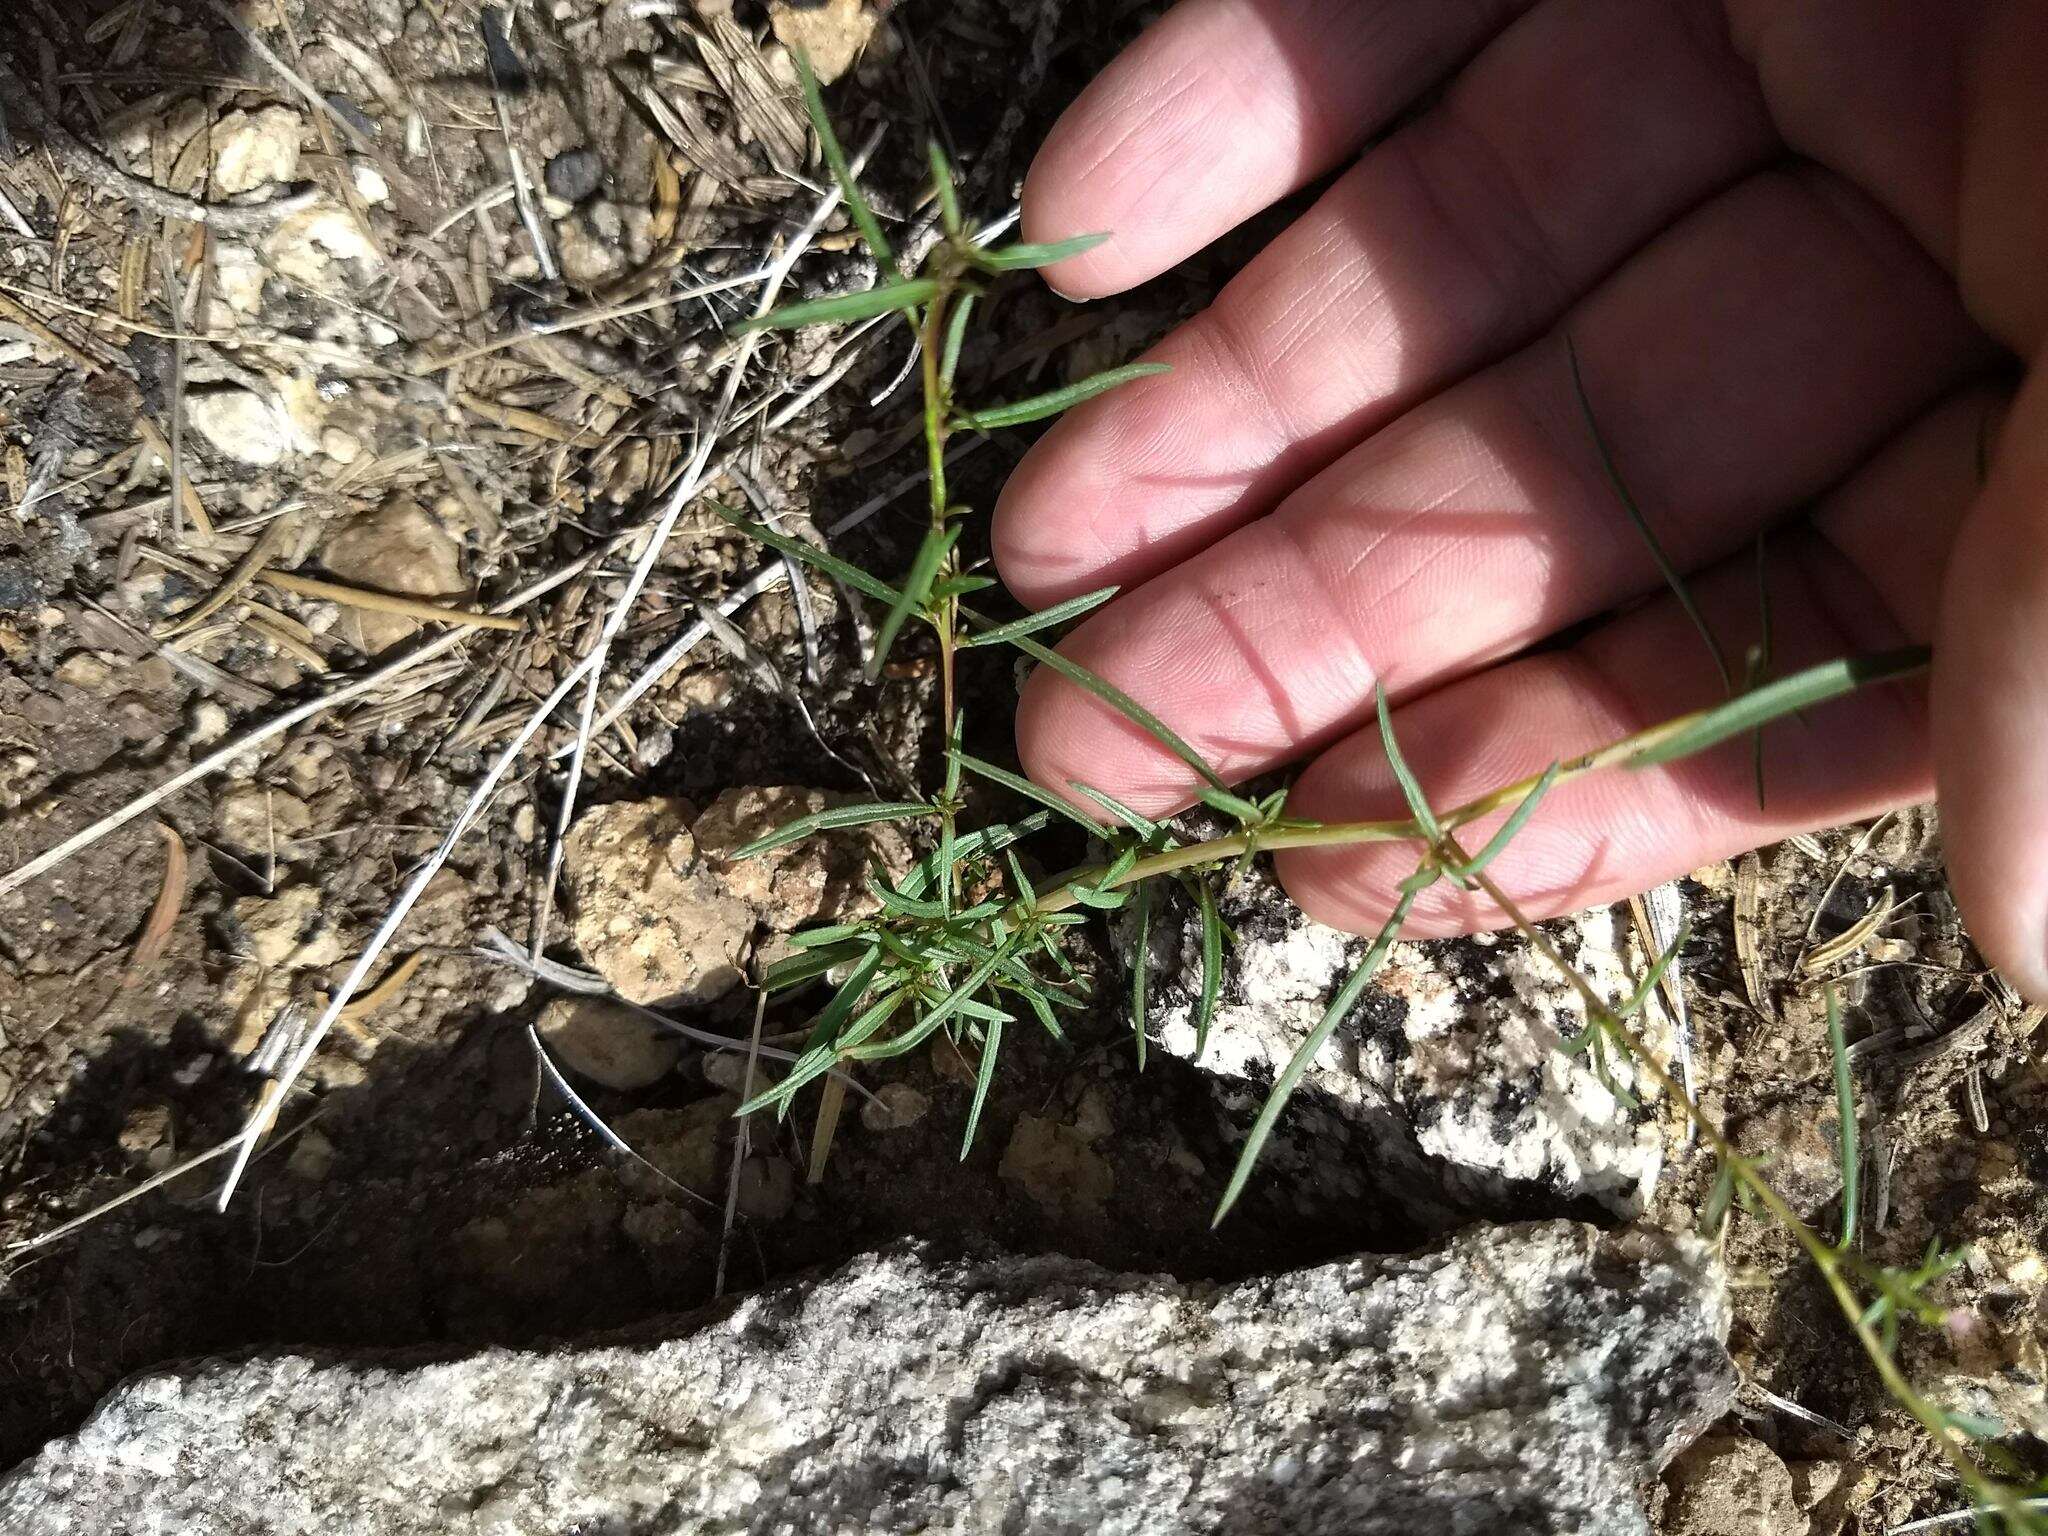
722 59 2045 1532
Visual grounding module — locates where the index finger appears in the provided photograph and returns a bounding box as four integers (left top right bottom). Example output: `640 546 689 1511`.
1023 0 1534 297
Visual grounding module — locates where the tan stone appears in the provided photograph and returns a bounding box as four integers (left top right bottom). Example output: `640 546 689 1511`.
214 783 312 850
998 1115 1113 1222
318 499 468 653
562 797 752 1006
1661 1433 1804 1536
768 0 875 84
231 884 346 970
692 785 910 932
536 996 681 1090
211 106 302 194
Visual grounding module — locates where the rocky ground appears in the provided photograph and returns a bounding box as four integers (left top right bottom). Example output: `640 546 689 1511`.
0 3 2041 1533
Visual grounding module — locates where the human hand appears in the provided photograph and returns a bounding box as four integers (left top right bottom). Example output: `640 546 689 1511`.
995 0 2048 999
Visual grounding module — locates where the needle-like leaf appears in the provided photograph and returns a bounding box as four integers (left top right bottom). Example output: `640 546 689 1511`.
732 800 933 858
1627 648 1930 769
1568 334 1730 692
995 630 1228 791
955 751 1099 831
968 232 1108 271
709 506 904 605
960 1016 1001 1158
1376 685 1439 843
1195 784 1266 825
939 291 976 390
737 277 940 334
958 586 1118 648
954 363 1169 431
1215 888 1417 1224
1193 879 1223 1062
1449 761 1559 883
795 48 891 265
927 139 961 237
1067 780 1161 838
868 523 960 680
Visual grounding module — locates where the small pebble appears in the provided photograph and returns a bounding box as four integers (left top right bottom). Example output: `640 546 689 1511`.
538 996 681 1090
545 146 604 203
860 1083 928 1132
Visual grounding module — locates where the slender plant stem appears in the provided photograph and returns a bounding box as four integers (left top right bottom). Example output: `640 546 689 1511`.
919 282 961 902
1469 866 2033 1528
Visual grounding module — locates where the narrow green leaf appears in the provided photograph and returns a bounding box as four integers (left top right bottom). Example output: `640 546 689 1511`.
1195 784 1266 825
899 945 1013 1044
868 523 960 681
1376 685 1439 843
795 49 890 265
1214 890 1416 1224
1019 984 1061 1038
1067 883 1130 912
939 291 975 390
1568 334 1730 691
843 1008 949 1062
1558 1022 1600 1057
1827 986 1859 1250
1627 648 1930 770
955 363 1170 431
709 506 904 605
834 986 912 1055
998 631 1228 791
804 945 885 1050
731 800 933 858
1068 781 1160 838
949 995 1014 1027
1002 848 1036 905
928 573 997 601
737 277 940 334
761 940 869 992
870 878 946 921
1194 879 1222 1063
900 812 1054 899
736 1044 832 1116
1618 924 1690 1018
1450 761 1559 882
960 1015 1002 1159
958 586 1118 648
1130 880 1151 1069
955 751 1099 831
788 922 874 951
927 139 961 237
1699 1157 1737 1237
968 232 1109 271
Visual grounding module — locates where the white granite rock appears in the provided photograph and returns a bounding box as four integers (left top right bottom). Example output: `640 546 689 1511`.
1139 853 1678 1225
0 1223 1734 1535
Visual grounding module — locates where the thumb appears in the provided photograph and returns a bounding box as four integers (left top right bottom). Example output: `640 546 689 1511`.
1933 352 2048 1002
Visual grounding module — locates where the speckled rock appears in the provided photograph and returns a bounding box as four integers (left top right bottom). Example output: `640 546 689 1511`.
0 1223 1734 1536
1135 851 1677 1226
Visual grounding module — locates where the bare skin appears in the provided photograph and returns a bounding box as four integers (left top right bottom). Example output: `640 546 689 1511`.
997 0 2048 1000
